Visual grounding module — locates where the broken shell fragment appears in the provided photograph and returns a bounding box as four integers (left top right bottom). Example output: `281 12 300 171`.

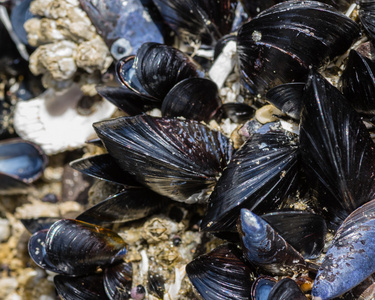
13 85 116 155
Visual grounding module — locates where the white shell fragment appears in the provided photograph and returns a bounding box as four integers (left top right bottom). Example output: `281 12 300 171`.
209 40 237 89
13 85 116 155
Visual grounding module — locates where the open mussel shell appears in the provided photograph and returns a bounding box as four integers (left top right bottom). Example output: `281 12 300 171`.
45 219 127 275
115 55 156 98
77 187 166 225
54 274 107 300
312 199 375 299
94 115 233 204
359 0 375 41
152 0 237 46
265 83 304 120
201 129 299 232
237 0 360 95
261 211 327 259
238 209 307 276
300 71 375 227
104 262 132 299
0 138 47 182
134 43 203 100
0 138 48 193
186 243 256 300
161 78 222 122
340 49 375 114
70 154 139 186
267 278 307 300
251 276 276 300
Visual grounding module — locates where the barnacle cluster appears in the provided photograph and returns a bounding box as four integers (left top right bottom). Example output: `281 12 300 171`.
25 0 112 94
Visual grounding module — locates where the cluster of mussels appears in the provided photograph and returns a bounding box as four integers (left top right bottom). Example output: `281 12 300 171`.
5 0 375 299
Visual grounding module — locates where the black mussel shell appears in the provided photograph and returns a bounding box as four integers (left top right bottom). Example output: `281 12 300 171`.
267 278 307 300
134 43 203 100
104 262 132 300
359 0 375 41
186 243 255 300
265 83 304 120
152 0 237 46
79 0 163 59
237 0 360 95
238 209 307 276
0 11 28 76
70 154 139 186
54 274 108 300
219 102 255 123
312 199 375 299
201 129 299 232
251 276 276 300
45 219 127 275
94 115 233 203
240 0 352 17
28 229 63 274
21 217 61 234
300 72 375 226
96 85 158 116
240 0 280 17
161 77 222 122
77 187 166 225
261 211 327 259
340 49 375 114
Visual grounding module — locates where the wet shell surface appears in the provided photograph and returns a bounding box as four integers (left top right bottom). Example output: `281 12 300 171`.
44 219 127 275
93 114 233 203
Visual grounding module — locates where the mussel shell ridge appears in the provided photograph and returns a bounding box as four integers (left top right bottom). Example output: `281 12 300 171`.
94 115 233 203
186 243 255 300
201 129 299 232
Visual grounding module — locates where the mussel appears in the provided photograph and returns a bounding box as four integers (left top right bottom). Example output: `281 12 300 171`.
237 0 360 95
93 115 233 203
238 209 307 276
152 0 238 46
104 42 223 122
312 199 375 299
201 127 299 232
29 219 128 276
300 72 375 227
186 243 255 300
